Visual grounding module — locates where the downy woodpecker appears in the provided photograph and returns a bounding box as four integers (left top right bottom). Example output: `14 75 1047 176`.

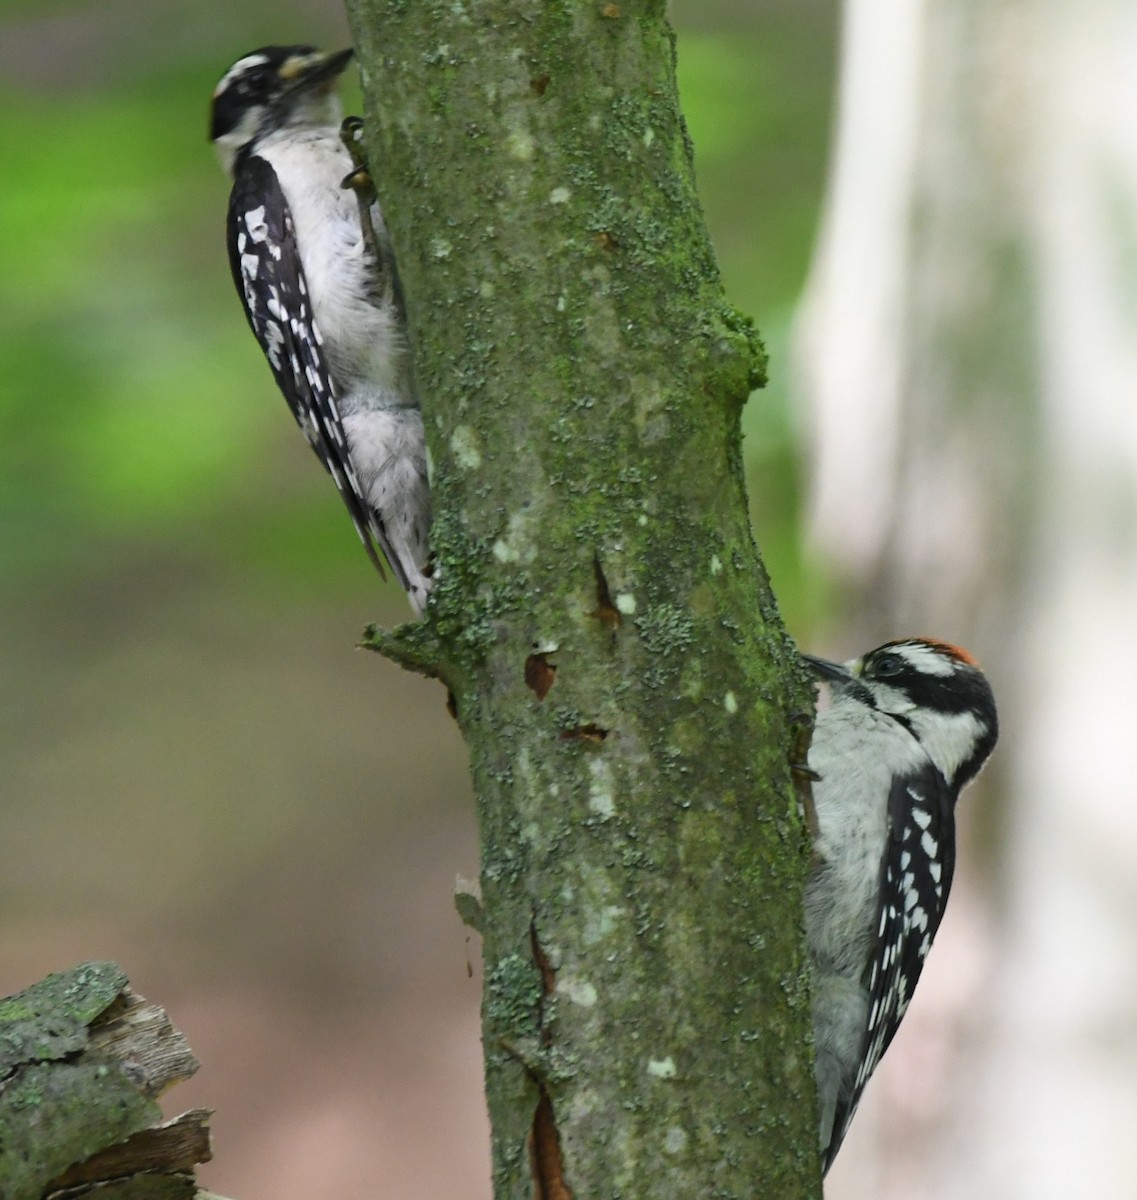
803 637 997 1173
211 46 431 611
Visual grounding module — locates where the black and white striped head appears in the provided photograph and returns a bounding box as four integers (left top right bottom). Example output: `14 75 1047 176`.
210 46 354 175
805 638 998 790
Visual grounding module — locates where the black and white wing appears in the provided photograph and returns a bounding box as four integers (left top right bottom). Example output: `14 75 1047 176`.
824 761 957 1173
226 152 389 578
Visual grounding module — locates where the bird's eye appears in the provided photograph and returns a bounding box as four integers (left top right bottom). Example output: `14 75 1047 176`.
872 653 904 677
238 68 272 95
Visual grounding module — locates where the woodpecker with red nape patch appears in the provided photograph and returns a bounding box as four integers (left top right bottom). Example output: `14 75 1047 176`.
802 637 997 1173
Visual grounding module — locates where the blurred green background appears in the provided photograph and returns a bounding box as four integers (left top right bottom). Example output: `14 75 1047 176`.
0 1 837 1195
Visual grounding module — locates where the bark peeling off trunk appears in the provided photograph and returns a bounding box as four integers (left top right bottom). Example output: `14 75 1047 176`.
0 963 212 1200
347 2 821 1194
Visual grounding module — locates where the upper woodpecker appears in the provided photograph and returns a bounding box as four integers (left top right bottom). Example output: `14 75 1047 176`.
210 45 431 611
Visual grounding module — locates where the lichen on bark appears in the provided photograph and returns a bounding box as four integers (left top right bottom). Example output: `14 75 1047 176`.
347 0 822 1193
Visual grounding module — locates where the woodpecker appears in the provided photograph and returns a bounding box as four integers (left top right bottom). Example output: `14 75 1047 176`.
802 637 997 1174
210 46 431 611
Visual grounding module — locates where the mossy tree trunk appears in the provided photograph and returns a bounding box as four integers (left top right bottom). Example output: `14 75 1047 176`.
344 1 821 1194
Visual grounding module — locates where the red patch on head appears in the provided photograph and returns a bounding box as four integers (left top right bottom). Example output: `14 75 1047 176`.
907 638 978 666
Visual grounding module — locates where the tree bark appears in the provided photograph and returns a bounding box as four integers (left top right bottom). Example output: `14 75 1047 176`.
0 963 213 1200
344 1 821 1195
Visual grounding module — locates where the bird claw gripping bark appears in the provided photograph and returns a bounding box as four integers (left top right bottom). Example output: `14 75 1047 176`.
339 116 384 266
788 709 822 842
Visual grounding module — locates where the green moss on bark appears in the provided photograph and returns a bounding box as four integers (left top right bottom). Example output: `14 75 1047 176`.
0 962 127 1075
0 965 171 1200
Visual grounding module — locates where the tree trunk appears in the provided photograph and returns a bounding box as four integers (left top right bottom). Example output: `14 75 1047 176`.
343 2 821 1194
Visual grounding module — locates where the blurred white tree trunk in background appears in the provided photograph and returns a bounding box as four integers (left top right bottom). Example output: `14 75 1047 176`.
796 0 1137 1197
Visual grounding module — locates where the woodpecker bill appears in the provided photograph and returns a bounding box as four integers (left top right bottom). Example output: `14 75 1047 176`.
802 637 997 1174
210 46 431 611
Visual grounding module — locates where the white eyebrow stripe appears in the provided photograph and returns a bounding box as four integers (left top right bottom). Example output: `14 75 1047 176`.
895 642 955 676
213 53 271 97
